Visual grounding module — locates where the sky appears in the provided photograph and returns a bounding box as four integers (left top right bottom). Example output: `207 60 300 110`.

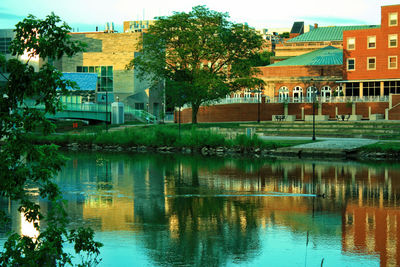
0 0 399 32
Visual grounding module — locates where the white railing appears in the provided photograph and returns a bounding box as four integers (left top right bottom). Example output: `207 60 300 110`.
179 95 389 109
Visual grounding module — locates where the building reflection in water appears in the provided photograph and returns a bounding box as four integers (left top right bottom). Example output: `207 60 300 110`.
23 153 400 266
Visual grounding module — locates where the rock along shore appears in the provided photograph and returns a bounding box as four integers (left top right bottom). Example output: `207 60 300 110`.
62 142 400 161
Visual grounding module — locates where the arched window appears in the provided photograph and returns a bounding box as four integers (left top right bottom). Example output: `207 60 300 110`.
234 92 241 98
321 86 332 101
293 86 303 102
333 86 344 97
306 86 319 102
278 86 289 102
244 90 251 98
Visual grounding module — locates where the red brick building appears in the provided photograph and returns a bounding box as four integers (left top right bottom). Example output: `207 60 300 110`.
176 5 400 123
342 5 400 98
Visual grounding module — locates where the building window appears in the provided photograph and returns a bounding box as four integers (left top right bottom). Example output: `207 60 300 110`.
306 86 318 102
384 81 400 95
389 56 398 69
345 82 360 97
0 37 12 54
77 65 113 92
321 86 332 98
367 36 376 49
367 57 376 70
347 37 355 50
292 86 303 102
347 58 355 71
363 82 380 96
389 34 398 48
135 103 144 110
278 86 289 102
389 12 398 26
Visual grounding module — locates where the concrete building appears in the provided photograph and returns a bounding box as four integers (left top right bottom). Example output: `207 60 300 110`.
123 20 155 33
55 31 164 117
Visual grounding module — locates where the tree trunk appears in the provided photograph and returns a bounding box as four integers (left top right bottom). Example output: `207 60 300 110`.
191 103 200 124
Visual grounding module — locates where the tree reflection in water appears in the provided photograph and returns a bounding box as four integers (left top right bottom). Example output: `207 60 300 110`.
2 152 400 266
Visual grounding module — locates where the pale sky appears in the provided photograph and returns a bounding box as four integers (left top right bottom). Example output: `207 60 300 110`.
0 0 399 32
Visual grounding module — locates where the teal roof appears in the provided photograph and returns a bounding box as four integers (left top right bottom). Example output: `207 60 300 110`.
269 46 343 67
287 25 379 42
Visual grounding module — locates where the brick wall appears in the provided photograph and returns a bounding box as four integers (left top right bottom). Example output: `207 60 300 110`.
356 102 389 118
389 105 400 120
343 5 400 80
257 65 342 79
175 102 390 123
175 103 283 123
322 103 352 118
391 94 400 107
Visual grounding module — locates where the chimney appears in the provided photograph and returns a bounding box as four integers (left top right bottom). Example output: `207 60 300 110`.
314 23 318 29
96 26 98 32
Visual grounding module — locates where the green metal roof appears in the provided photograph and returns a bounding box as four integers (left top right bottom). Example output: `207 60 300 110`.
269 46 343 67
287 25 380 43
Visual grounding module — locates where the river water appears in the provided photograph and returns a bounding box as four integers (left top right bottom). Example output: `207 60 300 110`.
1 152 400 266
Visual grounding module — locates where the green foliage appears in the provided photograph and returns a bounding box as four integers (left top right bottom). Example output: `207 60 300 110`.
232 134 266 148
128 6 265 123
248 51 274 67
0 13 102 266
179 128 227 148
360 142 400 153
279 32 290 38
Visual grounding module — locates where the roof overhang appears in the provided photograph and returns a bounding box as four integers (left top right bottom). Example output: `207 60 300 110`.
337 78 400 83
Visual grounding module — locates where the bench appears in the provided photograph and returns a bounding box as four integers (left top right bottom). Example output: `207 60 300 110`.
274 115 286 121
336 114 350 121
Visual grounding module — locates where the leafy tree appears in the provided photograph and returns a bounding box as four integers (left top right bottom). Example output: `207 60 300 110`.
0 13 102 266
248 51 274 67
279 32 290 38
128 6 265 124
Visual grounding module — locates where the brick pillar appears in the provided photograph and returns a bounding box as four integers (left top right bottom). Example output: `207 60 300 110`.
342 83 346 97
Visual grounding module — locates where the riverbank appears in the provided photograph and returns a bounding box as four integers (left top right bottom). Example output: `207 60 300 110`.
28 124 400 160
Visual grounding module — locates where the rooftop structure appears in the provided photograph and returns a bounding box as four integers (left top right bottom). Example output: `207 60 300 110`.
287 25 380 43
269 46 343 67
123 20 155 33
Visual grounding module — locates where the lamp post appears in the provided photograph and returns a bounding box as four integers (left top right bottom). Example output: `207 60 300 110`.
253 89 262 123
311 79 317 141
102 91 109 132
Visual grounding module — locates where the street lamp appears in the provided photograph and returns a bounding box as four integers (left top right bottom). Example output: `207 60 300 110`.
310 79 318 141
253 88 262 123
101 91 108 132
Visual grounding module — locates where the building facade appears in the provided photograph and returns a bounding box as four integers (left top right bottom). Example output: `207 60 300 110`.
342 5 400 98
55 31 164 117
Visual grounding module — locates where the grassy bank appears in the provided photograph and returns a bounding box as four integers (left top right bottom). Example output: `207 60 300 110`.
360 142 400 153
30 125 312 150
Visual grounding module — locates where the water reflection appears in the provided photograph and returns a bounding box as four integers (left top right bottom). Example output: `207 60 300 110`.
2 152 400 266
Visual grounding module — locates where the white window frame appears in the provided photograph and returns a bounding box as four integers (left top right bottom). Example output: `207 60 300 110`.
292 86 303 102
278 86 289 101
389 56 398 69
389 12 398 27
367 36 376 49
347 37 355 50
389 34 398 48
367 57 376 70
347 58 355 71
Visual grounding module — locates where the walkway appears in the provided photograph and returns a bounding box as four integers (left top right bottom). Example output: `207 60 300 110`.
261 136 380 158
260 136 379 150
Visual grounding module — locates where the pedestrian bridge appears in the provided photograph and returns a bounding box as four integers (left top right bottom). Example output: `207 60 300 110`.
24 102 157 123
